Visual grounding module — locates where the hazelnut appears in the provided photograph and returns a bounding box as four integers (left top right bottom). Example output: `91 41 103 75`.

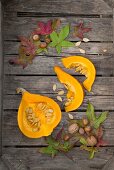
82 118 88 126
68 123 79 134
45 38 51 44
84 125 91 132
86 136 97 146
79 128 85 135
64 134 70 141
40 42 47 48
33 34 40 41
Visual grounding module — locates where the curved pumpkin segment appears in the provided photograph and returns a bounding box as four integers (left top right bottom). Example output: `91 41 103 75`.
62 56 96 92
54 66 84 112
17 89 61 138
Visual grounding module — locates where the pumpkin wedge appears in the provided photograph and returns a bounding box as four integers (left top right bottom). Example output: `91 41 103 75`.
54 66 84 112
62 56 96 92
17 88 61 138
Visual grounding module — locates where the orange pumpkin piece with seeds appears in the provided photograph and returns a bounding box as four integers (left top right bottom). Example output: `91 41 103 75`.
17 88 61 138
54 66 84 112
62 56 96 92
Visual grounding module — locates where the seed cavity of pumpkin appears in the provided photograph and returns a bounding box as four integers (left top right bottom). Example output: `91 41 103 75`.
57 96 63 102
53 84 57 91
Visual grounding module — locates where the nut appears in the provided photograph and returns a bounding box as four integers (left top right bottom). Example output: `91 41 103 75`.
68 123 79 134
45 38 51 44
33 34 40 41
40 42 47 48
84 125 91 132
87 136 97 146
64 134 70 141
79 128 85 135
82 118 88 126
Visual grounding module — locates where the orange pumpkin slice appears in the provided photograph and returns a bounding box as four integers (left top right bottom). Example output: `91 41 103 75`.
54 66 84 112
17 89 61 138
62 56 96 92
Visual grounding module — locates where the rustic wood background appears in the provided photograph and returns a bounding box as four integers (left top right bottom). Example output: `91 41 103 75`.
1 0 114 169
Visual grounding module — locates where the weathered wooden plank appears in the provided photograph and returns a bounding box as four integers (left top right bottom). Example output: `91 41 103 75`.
2 110 114 146
3 0 112 15
4 54 114 76
3 16 113 41
4 41 113 55
2 147 114 170
4 76 114 96
3 94 114 110
0 158 8 170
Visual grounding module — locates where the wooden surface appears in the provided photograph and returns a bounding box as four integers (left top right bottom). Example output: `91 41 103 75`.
1 0 114 169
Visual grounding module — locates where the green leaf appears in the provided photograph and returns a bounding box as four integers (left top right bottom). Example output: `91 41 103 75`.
46 136 59 147
80 137 87 145
60 40 74 47
86 102 96 122
59 25 70 42
36 48 43 54
49 41 57 47
89 150 95 159
56 45 62 54
43 48 48 53
93 111 108 129
50 31 59 43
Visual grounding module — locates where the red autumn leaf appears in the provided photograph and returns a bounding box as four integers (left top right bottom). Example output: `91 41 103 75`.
33 20 53 35
96 126 103 139
19 36 36 55
73 21 92 40
9 58 28 69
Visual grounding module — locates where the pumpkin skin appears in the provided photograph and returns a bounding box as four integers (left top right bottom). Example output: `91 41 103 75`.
62 56 96 92
18 91 61 138
54 66 84 112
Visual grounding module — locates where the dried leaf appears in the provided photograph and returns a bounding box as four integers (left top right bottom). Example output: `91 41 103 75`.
52 19 61 31
83 38 90 42
56 126 64 140
53 84 57 91
79 48 86 54
33 20 53 35
73 21 92 40
58 90 64 95
57 96 63 102
68 113 74 120
75 41 81 47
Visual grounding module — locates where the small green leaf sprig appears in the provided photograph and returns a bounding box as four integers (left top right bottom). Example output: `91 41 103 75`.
39 102 108 159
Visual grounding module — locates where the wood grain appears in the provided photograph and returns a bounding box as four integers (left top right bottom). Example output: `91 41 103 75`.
4 76 114 95
3 0 112 15
3 16 113 41
2 110 114 146
2 147 114 170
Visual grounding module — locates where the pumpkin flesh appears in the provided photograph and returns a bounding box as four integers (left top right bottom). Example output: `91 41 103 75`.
54 66 84 112
62 56 96 92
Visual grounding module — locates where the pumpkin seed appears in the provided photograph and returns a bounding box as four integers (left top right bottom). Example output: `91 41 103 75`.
48 109 54 113
57 96 63 102
32 127 39 132
28 107 33 114
68 113 74 120
58 90 64 95
83 38 90 42
103 49 107 52
53 84 57 91
79 48 86 54
75 41 81 46
65 102 70 106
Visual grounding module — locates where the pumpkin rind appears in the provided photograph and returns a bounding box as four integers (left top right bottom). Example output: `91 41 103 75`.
18 91 61 138
62 56 96 92
54 66 84 112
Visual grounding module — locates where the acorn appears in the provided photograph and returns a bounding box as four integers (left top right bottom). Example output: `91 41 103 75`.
86 136 97 146
64 134 70 141
45 38 51 44
79 128 85 135
82 118 88 126
33 34 40 41
84 125 91 133
40 42 47 48
68 123 79 134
